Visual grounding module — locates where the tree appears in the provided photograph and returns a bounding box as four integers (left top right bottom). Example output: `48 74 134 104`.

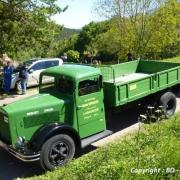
94 0 179 60
0 0 63 60
75 21 109 55
145 0 180 58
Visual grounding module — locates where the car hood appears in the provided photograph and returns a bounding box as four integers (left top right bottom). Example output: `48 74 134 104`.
2 93 69 115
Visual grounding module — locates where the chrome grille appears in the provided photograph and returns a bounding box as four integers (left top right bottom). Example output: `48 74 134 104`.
0 111 11 143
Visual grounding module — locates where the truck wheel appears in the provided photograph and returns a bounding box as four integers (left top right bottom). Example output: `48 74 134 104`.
160 92 176 119
40 134 75 171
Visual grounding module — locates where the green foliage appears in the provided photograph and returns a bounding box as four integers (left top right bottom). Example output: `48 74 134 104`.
60 28 80 40
66 50 80 63
1 0 179 63
54 34 79 60
0 0 62 60
70 0 180 62
162 56 180 63
75 21 109 55
28 115 180 180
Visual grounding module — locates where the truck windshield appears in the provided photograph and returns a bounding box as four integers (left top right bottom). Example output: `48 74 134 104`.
58 78 73 94
40 75 73 94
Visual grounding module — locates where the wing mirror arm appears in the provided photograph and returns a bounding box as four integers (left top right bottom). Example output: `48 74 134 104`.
28 69 34 74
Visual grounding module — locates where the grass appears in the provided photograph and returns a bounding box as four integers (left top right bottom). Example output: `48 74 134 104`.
101 56 180 65
27 115 180 180
162 56 180 63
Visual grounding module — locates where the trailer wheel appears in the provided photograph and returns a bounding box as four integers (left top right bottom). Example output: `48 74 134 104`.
160 92 176 119
40 134 75 171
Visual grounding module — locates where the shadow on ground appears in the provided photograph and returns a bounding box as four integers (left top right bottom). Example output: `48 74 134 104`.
0 90 18 100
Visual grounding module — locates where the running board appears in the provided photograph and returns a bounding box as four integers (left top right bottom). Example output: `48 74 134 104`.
81 130 113 148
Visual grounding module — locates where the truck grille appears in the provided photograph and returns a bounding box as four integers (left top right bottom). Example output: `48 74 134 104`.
0 112 11 144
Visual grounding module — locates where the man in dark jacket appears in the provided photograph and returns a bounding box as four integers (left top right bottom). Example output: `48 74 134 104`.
127 52 133 61
18 63 28 95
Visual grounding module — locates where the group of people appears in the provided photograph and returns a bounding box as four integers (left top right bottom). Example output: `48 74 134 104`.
1 61 27 95
83 52 133 64
61 52 102 65
82 53 102 65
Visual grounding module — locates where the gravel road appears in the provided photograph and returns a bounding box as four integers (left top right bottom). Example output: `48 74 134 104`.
0 89 180 180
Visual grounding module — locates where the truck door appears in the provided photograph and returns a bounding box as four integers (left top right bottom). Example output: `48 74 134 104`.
76 75 106 138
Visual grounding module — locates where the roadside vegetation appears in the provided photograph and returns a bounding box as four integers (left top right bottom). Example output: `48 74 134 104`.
0 0 179 63
28 114 180 180
163 56 180 63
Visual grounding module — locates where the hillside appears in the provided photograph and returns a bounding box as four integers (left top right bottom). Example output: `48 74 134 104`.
60 27 81 39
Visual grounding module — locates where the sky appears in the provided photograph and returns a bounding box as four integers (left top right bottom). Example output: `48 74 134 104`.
52 0 101 29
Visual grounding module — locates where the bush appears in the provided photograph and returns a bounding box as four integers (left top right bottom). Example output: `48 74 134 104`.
66 50 80 63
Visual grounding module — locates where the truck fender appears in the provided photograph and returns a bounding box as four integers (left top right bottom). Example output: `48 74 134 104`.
29 123 81 152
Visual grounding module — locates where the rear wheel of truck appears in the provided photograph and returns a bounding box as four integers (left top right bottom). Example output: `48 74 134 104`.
40 134 75 171
160 92 176 119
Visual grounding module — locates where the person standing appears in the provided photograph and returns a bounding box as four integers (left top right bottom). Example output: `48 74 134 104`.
3 61 13 93
127 53 133 61
83 53 92 64
61 53 68 62
19 63 28 95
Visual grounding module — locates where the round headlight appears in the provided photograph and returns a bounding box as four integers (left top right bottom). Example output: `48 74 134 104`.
16 136 25 147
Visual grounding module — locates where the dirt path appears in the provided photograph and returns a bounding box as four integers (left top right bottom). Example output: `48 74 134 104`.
0 88 38 106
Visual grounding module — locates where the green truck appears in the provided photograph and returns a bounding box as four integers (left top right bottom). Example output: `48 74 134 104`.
0 60 180 170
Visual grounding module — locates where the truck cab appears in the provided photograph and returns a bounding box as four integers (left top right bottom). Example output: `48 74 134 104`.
0 64 111 170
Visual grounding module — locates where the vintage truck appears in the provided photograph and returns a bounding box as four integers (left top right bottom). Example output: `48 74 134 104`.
0 60 180 170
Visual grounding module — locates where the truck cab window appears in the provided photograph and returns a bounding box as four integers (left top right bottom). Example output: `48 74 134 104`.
79 77 100 96
58 78 73 94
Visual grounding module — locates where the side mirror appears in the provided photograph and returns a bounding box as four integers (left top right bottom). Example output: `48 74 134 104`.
29 69 34 74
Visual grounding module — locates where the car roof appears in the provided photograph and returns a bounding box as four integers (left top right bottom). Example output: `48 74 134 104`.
42 64 101 80
26 58 63 63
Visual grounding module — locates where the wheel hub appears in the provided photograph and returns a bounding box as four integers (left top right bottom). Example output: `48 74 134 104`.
49 142 69 166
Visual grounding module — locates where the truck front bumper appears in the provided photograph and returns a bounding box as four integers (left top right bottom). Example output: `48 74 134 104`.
0 140 40 162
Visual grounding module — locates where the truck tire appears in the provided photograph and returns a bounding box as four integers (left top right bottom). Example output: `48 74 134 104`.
160 92 176 119
40 134 75 171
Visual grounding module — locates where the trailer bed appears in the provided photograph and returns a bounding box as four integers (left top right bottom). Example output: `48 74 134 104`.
107 73 150 84
100 60 180 107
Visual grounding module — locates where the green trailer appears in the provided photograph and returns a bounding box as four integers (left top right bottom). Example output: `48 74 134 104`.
101 60 180 108
0 60 180 170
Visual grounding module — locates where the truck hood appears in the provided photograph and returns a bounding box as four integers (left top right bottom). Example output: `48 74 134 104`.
0 93 71 145
2 93 69 115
